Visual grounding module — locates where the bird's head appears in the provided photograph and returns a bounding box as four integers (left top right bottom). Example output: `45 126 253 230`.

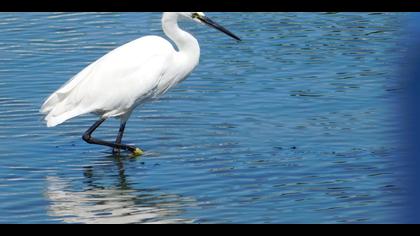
177 12 241 41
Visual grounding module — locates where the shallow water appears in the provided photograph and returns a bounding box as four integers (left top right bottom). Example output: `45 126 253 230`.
0 12 408 223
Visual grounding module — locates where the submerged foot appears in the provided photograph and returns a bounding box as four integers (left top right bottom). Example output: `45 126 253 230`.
113 146 144 157
132 147 144 157
112 148 121 156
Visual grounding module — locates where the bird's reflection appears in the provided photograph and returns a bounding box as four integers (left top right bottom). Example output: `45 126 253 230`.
45 156 194 224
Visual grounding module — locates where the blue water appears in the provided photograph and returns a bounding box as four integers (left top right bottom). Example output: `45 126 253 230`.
0 12 408 223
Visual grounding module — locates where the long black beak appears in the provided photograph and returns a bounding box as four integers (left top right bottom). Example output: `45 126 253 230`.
198 16 241 41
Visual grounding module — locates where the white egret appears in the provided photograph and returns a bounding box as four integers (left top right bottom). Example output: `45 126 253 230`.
40 12 240 156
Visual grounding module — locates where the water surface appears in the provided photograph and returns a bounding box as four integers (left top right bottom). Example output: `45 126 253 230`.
0 12 407 223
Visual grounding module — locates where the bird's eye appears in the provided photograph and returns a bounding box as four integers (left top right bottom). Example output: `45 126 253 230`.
191 13 199 19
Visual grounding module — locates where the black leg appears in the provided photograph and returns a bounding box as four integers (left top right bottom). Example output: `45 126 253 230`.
113 122 126 155
82 118 142 155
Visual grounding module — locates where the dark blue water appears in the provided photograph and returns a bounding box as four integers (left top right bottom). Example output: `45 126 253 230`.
0 12 408 223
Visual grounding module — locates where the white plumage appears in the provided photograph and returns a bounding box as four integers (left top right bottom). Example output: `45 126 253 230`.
41 28 197 127
40 12 240 155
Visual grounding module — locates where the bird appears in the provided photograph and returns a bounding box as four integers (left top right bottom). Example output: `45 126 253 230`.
40 12 241 156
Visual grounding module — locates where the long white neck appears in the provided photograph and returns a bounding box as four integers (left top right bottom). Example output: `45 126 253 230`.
162 13 200 66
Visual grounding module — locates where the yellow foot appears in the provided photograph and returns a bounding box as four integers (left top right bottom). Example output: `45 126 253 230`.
131 148 144 157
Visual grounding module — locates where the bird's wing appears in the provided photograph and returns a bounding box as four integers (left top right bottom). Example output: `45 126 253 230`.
41 36 176 126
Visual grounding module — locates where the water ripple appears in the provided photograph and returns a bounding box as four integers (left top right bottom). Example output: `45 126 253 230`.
0 12 408 223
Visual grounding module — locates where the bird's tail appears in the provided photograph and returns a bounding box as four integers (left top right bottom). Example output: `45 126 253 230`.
40 92 62 115
40 92 88 127
40 71 91 127
42 106 88 127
